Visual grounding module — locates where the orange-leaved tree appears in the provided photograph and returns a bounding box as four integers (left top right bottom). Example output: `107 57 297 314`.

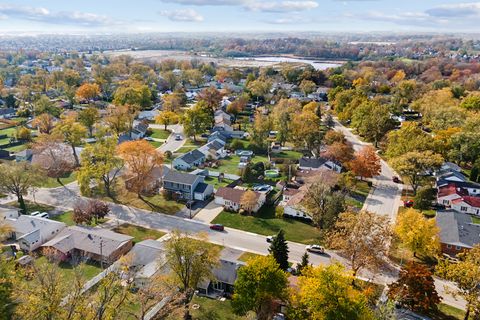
117 140 163 198
75 83 101 102
349 146 381 180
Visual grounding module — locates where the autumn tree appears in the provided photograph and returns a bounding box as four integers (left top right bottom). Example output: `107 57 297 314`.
289 263 374 320
0 162 42 214
460 93 480 111
117 140 163 197
227 96 248 118
76 82 101 102
291 109 323 154
250 111 273 151
52 114 87 167
436 245 480 320
299 79 316 96
182 103 211 142
31 113 55 134
302 179 345 230
272 98 302 146
78 107 100 137
105 104 138 136
324 130 346 145
388 262 440 313
392 151 443 194
394 208 440 258
240 190 258 215
328 211 392 278
32 133 76 183
349 146 381 180
33 95 60 117
247 78 272 101
162 93 185 112
325 141 355 165
155 110 179 131
113 82 152 109
385 122 434 159
73 199 110 225
197 86 222 111
351 100 395 147
232 255 288 320
268 229 289 271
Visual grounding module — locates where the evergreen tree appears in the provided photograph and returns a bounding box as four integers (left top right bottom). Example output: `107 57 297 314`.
297 252 310 275
471 166 479 183
269 229 289 270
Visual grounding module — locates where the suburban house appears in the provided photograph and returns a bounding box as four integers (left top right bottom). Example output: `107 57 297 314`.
197 139 227 160
214 187 265 213
41 226 134 264
280 186 311 221
298 157 342 173
131 122 149 140
15 149 33 162
437 184 467 207
211 127 246 139
436 180 480 197
197 248 246 297
126 239 168 287
163 170 214 201
173 149 206 171
214 110 232 126
208 131 228 144
8 215 67 252
436 170 468 183
436 210 480 256
451 196 480 216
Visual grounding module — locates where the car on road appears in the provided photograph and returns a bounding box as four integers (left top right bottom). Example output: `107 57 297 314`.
306 245 325 254
266 235 275 243
209 224 224 231
253 184 273 193
175 134 183 141
392 176 401 183
404 200 414 208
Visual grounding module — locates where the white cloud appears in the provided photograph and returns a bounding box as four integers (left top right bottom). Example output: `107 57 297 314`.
159 0 244 5
159 8 204 22
245 1 318 12
426 2 480 18
0 4 113 26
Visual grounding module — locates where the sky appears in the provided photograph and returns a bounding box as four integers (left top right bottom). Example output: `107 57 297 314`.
0 1 479 34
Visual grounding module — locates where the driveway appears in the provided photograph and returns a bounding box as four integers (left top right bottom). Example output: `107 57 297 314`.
193 201 223 223
333 120 403 222
149 124 186 153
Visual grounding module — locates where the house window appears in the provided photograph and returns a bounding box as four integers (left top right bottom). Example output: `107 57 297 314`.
443 200 449 205
461 206 468 211
447 244 452 249
456 246 462 251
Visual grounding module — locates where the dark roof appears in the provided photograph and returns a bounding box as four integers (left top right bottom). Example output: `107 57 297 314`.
206 140 224 151
437 180 480 190
178 149 205 165
194 182 210 194
209 131 228 142
437 170 467 182
436 210 480 248
299 157 328 169
134 122 149 133
164 170 199 185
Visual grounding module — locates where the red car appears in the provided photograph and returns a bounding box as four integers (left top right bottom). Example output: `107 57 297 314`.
404 200 414 208
210 224 224 231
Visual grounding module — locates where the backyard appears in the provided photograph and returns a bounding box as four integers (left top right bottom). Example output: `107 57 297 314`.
35 255 103 281
212 206 323 244
189 295 247 320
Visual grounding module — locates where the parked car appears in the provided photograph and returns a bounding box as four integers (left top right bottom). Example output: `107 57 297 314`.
404 200 414 208
144 137 154 141
175 134 183 141
266 236 275 243
306 245 325 254
392 176 401 183
209 224 224 231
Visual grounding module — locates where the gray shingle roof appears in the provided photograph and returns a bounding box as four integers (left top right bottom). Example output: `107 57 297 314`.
164 170 199 185
299 157 328 169
194 182 209 194
178 149 205 165
436 210 480 248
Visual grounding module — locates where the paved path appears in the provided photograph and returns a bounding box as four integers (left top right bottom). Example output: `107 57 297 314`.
150 124 186 153
333 120 403 222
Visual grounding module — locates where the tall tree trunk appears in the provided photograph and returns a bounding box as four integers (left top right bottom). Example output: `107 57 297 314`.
71 144 80 167
464 304 470 320
165 124 168 131
18 194 26 215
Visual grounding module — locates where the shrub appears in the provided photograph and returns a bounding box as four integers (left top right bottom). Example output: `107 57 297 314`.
275 206 284 218
230 139 244 150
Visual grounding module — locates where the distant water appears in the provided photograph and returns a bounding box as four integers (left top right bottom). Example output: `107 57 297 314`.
236 56 343 70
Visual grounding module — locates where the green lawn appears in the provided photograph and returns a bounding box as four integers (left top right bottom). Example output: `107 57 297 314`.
35 256 102 281
204 176 234 190
112 223 166 243
8 200 55 214
149 129 171 140
175 145 198 154
215 155 270 175
435 303 466 320
38 171 77 188
148 140 163 148
4 144 28 152
51 211 76 226
93 179 184 215
189 295 248 320
270 150 303 160
212 206 323 245
473 216 480 224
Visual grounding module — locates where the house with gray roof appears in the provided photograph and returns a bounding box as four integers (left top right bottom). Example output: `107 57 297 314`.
163 170 213 201
173 149 206 171
126 239 168 287
41 226 133 264
197 139 227 160
298 157 342 173
8 215 66 252
436 210 480 256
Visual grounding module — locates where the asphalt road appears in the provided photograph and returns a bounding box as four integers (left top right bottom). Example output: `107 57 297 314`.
149 123 186 153
333 120 403 222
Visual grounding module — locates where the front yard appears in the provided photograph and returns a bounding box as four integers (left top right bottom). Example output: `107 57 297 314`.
112 223 166 243
212 206 323 244
149 128 171 140
38 171 78 188
8 200 54 214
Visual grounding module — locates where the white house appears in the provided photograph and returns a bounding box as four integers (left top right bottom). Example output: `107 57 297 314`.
172 150 206 171
437 184 467 206
197 139 227 160
8 215 66 252
215 187 265 213
451 196 480 216
280 186 312 221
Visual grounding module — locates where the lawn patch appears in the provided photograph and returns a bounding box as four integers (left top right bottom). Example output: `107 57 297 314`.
212 206 323 245
238 251 263 263
149 129 171 140
8 200 54 214
113 223 166 243
51 211 76 226
472 216 480 224
148 140 163 148
189 295 247 320
435 303 466 320
38 171 77 188
204 176 234 190
35 256 102 280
